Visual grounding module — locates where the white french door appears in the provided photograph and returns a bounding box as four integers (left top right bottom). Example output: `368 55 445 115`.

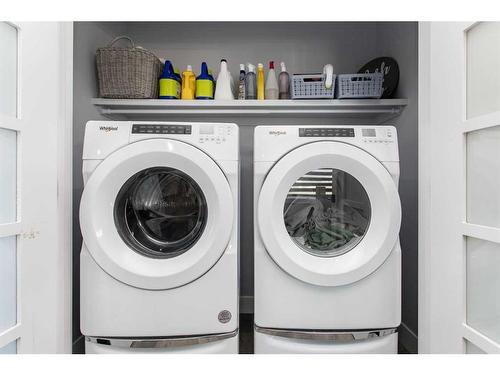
0 22 72 353
419 22 500 353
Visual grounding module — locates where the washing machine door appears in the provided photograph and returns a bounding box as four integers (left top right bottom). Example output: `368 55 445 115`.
257 141 401 286
80 138 233 290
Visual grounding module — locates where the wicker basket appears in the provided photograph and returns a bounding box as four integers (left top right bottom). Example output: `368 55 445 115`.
96 36 163 99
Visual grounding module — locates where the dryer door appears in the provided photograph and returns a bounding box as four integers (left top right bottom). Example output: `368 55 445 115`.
257 141 401 286
80 138 233 290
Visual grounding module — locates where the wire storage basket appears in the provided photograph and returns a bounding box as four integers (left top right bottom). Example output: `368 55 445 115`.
96 36 163 99
336 73 384 99
291 73 336 99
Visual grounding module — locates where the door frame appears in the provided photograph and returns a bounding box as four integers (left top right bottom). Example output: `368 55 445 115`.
0 21 73 354
418 21 431 354
57 21 74 354
418 21 500 354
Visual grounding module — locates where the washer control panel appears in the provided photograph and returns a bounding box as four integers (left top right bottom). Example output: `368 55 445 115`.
198 124 234 144
299 127 354 137
132 124 192 135
361 127 395 144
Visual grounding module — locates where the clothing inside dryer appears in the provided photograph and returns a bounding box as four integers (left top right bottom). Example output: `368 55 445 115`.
283 168 371 257
114 167 207 258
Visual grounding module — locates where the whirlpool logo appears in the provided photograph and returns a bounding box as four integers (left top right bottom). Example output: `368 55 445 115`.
268 130 287 136
99 126 118 132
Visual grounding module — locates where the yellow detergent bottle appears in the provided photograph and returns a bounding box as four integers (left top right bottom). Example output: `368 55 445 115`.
181 65 196 100
257 63 265 100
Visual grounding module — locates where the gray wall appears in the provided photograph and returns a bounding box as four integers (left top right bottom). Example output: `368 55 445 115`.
72 22 418 353
72 22 127 353
376 22 419 352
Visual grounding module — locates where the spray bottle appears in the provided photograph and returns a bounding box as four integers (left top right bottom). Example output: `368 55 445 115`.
237 64 246 100
245 63 257 100
265 61 279 100
279 62 290 99
214 59 235 100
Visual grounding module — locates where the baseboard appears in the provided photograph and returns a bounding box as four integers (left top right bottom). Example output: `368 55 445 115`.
240 296 254 314
399 322 418 353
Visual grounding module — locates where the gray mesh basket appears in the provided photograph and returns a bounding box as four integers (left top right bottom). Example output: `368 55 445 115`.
96 36 163 99
336 73 383 99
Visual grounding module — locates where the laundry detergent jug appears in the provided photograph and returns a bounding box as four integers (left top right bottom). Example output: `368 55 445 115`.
159 60 181 99
181 65 196 100
196 62 214 100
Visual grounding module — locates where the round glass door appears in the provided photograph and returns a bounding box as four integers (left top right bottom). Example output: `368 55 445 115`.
284 168 371 257
114 167 207 259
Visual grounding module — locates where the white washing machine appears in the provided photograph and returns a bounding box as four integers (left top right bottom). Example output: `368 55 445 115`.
80 121 239 354
254 125 401 354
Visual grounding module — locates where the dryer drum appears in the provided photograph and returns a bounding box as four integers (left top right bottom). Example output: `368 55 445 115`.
283 168 371 257
114 167 208 259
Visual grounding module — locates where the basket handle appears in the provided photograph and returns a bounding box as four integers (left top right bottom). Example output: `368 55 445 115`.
108 35 135 48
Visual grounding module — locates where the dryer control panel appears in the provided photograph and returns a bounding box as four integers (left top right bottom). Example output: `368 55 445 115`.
299 127 354 137
132 124 192 135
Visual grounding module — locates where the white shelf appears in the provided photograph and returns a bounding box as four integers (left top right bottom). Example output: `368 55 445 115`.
91 98 408 123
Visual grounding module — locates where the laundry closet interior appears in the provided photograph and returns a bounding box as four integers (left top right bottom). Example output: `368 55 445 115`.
72 21 418 354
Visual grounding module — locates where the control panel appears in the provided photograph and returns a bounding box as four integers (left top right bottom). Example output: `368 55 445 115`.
132 124 192 135
299 127 354 137
361 127 394 144
198 124 234 144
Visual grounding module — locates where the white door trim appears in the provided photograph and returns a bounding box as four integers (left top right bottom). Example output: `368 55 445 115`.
56 21 73 354
417 21 432 354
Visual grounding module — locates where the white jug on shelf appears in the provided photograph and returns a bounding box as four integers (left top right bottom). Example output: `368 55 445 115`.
214 59 235 100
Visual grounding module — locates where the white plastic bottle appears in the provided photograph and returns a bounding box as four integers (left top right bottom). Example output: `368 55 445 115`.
214 59 235 100
265 61 279 100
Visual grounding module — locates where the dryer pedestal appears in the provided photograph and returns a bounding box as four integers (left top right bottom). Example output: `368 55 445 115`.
254 329 397 354
85 332 239 354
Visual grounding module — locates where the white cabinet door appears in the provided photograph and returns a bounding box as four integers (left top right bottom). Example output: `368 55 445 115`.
0 22 72 354
419 21 500 354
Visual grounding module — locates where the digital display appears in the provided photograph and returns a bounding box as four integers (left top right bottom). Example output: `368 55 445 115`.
362 128 376 137
132 124 192 135
299 128 354 138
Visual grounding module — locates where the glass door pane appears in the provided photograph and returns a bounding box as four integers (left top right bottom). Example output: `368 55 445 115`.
466 125 500 227
0 128 17 224
0 340 17 354
467 22 500 119
466 237 500 343
465 340 486 354
0 22 17 118
0 236 16 332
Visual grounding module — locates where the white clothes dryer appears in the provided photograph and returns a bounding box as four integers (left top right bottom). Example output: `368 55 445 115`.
80 121 239 354
254 125 401 354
